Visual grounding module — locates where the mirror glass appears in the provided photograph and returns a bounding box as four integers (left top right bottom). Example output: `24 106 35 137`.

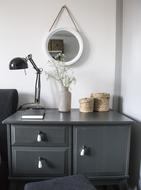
45 28 83 65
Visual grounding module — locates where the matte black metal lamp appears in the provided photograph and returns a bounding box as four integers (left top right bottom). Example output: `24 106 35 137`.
9 54 44 110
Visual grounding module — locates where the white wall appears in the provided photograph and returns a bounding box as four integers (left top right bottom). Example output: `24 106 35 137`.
121 0 141 189
0 0 116 108
122 0 141 120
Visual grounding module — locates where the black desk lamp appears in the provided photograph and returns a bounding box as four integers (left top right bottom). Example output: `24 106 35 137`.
9 54 44 110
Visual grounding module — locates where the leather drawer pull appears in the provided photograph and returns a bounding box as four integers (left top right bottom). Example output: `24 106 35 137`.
80 145 88 156
37 131 47 142
38 157 43 169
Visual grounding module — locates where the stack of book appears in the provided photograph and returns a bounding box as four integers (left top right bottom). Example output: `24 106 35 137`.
21 109 45 120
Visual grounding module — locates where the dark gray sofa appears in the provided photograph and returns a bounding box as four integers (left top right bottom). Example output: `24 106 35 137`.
0 89 18 190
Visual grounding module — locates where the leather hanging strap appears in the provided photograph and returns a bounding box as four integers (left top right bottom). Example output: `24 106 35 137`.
49 5 80 32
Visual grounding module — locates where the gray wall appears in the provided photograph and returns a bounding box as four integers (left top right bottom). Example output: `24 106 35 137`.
113 0 123 111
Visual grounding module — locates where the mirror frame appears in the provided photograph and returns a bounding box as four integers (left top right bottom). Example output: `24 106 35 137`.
45 28 83 66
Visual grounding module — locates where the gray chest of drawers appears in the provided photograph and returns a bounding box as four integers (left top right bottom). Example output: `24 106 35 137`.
3 109 133 189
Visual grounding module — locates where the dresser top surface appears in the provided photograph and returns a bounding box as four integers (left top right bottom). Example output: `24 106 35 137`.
3 109 133 125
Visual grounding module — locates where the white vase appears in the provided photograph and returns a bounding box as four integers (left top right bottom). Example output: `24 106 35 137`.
58 87 71 112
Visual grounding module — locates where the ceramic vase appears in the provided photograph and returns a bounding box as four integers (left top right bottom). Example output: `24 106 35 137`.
58 87 71 112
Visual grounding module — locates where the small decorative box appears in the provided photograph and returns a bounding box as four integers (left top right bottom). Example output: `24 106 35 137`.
79 98 94 113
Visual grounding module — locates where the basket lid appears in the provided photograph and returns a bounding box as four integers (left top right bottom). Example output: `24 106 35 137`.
79 97 93 103
91 93 110 98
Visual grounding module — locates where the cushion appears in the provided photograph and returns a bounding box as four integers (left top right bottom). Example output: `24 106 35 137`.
24 175 96 190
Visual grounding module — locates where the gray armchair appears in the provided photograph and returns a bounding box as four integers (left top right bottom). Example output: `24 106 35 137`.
0 89 18 189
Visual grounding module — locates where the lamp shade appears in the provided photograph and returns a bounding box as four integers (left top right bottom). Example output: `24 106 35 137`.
9 57 28 70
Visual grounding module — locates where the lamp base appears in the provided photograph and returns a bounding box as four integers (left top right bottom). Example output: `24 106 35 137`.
18 103 46 110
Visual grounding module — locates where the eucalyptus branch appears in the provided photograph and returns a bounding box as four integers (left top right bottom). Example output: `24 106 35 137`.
45 53 76 89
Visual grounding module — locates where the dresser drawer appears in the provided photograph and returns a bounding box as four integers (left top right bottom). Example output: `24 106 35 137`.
11 125 70 146
12 147 70 176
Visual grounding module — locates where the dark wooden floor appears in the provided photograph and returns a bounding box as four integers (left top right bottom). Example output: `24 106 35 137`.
0 163 8 190
96 185 120 190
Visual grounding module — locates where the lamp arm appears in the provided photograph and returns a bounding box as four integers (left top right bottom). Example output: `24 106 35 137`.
26 54 40 73
35 72 41 103
26 54 42 104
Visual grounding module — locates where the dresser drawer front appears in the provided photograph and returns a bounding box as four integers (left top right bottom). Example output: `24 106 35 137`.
12 147 70 176
73 125 131 177
11 125 70 146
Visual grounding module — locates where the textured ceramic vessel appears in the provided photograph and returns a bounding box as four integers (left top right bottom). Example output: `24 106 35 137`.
58 87 71 112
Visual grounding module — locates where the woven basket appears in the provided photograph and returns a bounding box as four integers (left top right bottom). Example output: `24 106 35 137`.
79 98 94 113
91 93 110 112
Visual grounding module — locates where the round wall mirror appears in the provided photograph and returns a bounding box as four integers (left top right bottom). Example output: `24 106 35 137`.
45 28 83 66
